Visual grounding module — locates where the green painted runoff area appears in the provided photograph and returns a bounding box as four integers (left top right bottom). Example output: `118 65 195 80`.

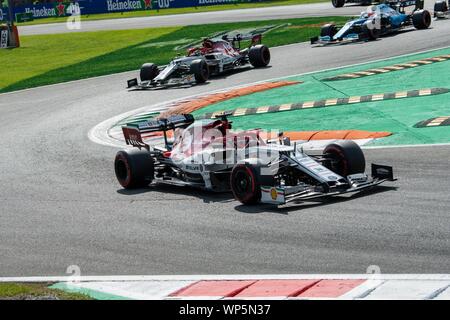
192 47 450 146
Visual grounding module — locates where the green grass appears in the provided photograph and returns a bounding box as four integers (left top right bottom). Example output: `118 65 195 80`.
0 26 178 90
17 0 327 26
0 283 92 300
0 16 350 93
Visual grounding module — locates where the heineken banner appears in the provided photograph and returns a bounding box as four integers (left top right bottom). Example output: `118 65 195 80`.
10 0 263 20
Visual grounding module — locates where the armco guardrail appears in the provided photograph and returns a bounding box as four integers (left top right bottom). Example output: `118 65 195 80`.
8 0 265 21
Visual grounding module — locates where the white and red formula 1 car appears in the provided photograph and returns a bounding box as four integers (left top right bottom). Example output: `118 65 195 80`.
114 114 395 205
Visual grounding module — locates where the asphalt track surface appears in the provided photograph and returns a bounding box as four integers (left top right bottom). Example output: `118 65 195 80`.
1 19 450 277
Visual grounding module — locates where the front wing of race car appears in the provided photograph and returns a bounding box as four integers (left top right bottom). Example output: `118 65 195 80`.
127 74 197 90
310 33 361 46
261 164 396 205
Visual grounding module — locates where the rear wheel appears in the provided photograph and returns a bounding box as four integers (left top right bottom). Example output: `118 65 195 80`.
412 10 431 29
434 1 448 17
331 0 345 8
320 24 337 38
249 45 271 68
114 149 154 189
190 59 209 83
140 63 159 82
323 141 366 177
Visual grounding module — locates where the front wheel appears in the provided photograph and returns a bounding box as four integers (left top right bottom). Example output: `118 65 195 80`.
331 0 345 8
249 45 271 68
114 149 154 189
230 163 263 205
323 140 366 177
320 24 337 38
190 59 209 83
412 10 431 30
140 63 159 82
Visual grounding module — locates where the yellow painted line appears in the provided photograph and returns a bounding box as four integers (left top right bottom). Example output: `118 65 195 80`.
302 101 315 108
414 60 432 64
426 57 446 62
397 63 418 68
348 96 361 103
233 108 247 116
343 74 361 78
355 71 375 76
419 89 432 96
211 111 224 118
278 104 292 111
325 99 338 106
256 106 269 114
371 94 385 101
368 68 391 73
430 117 449 123
383 66 404 71
395 91 408 98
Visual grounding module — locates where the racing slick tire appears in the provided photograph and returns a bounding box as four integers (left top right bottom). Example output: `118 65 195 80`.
362 22 380 40
434 1 448 17
114 149 154 189
320 24 338 38
323 140 366 177
190 59 209 83
140 63 159 82
331 0 345 8
230 163 273 205
249 45 271 68
412 10 432 29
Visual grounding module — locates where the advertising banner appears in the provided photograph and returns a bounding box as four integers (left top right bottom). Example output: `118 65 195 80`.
10 0 263 20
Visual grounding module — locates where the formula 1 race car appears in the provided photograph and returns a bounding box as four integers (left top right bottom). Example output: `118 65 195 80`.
312 0 431 45
114 114 395 206
434 0 449 18
127 34 271 89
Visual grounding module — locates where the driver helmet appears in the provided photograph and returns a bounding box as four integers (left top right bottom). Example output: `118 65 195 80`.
203 38 214 49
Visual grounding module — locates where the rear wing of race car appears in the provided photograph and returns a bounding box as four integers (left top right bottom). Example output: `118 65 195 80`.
214 32 263 49
122 114 195 150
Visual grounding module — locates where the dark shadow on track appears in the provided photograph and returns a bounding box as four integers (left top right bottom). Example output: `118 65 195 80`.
117 183 235 204
234 185 398 215
117 184 397 212
127 66 271 92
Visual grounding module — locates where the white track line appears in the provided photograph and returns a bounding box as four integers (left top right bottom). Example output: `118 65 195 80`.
2 274 450 283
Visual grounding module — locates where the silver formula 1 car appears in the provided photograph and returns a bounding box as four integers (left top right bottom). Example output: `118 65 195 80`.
312 1 431 45
114 114 395 206
127 33 270 89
